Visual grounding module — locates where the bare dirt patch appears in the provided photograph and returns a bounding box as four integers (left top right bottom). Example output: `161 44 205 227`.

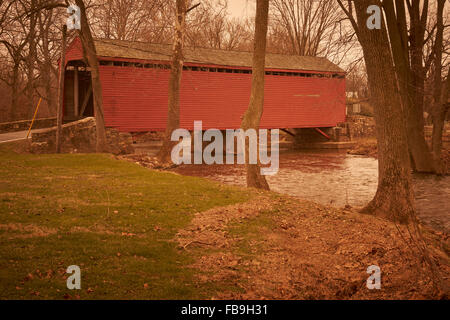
177 196 271 249
118 154 178 170
69 225 144 238
176 195 449 299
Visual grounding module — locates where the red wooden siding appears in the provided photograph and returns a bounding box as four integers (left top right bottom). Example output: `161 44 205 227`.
65 37 84 62
99 65 345 132
65 40 346 132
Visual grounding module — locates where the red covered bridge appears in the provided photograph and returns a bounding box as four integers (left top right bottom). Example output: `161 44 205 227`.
63 38 346 132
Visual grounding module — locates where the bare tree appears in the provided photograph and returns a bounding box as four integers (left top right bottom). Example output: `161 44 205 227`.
241 0 270 190
157 0 187 164
268 0 358 66
35 6 61 116
75 0 108 152
381 0 438 173
92 0 165 41
0 0 33 120
430 0 449 173
0 0 66 121
22 0 39 119
56 24 66 153
337 0 414 223
185 0 252 51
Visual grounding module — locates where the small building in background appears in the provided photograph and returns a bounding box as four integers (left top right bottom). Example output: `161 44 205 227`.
346 91 361 115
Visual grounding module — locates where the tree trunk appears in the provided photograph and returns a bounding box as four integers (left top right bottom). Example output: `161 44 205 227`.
157 0 187 164
10 62 19 120
240 0 270 190
26 0 38 119
38 9 55 116
75 0 108 153
383 0 435 173
431 0 448 174
56 25 67 154
352 0 415 223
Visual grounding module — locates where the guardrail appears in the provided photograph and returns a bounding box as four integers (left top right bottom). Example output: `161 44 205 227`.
0 117 57 134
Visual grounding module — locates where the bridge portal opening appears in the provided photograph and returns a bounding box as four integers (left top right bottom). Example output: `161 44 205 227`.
64 61 94 123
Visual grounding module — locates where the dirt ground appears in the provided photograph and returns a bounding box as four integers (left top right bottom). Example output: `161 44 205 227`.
176 195 449 300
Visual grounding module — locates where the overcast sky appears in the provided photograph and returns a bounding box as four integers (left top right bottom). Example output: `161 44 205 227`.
227 0 255 19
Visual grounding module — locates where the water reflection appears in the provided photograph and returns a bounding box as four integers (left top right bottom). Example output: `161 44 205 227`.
172 150 449 233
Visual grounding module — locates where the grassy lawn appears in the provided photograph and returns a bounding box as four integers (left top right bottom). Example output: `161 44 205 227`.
0 143 252 299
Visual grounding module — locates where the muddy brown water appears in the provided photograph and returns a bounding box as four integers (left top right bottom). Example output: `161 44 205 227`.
171 150 449 233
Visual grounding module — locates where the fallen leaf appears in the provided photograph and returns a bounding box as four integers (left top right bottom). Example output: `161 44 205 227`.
24 273 33 281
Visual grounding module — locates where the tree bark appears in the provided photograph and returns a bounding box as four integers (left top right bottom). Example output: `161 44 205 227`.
10 62 19 120
157 0 187 164
39 11 55 116
349 0 415 223
75 0 108 153
431 0 448 174
25 0 38 119
240 0 270 190
56 25 67 154
383 0 435 173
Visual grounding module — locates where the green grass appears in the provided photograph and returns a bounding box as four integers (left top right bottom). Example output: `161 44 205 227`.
0 145 252 299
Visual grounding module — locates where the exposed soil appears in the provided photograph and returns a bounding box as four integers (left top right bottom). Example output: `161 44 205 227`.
118 154 175 170
347 138 378 158
176 195 450 299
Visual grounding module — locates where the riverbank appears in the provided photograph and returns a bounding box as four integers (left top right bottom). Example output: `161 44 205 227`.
347 138 378 158
177 195 449 299
0 143 448 299
348 138 450 174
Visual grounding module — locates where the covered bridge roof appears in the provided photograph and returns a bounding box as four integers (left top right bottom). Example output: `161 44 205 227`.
92 38 344 74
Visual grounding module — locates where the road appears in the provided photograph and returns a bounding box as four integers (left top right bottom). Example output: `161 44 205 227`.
0 130 31 144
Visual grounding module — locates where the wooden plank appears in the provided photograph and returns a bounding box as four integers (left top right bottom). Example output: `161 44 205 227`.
79 85 92 117
74 67 79 117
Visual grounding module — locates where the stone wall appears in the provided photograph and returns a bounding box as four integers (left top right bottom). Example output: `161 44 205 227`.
0 117 57 134
343 116 376 139
30 117 134 155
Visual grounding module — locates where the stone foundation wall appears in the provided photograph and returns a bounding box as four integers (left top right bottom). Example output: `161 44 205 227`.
0 117 57 134
291 116 375 145
30 117 134 155
342 116 376 139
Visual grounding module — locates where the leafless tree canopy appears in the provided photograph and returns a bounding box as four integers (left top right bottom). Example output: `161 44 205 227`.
0 0 447 124
269 0 358 64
